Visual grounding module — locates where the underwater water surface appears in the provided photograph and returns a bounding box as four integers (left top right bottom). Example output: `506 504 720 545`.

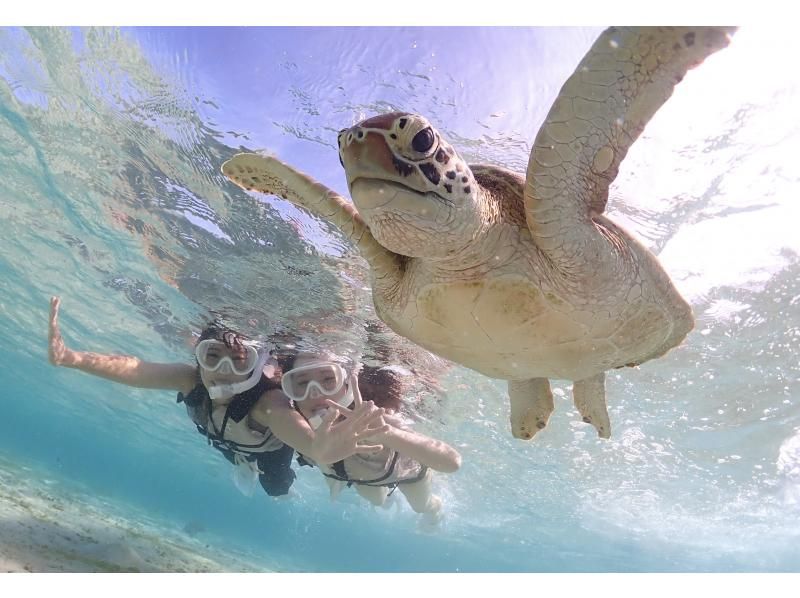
0 26 799 573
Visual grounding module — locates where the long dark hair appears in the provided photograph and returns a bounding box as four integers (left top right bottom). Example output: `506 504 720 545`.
197 322 248 352
356 364 404 412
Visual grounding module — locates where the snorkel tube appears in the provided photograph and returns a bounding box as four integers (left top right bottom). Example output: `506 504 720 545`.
207 351 270 401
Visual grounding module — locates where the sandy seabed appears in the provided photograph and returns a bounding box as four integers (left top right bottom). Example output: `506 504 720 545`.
0 455 276 573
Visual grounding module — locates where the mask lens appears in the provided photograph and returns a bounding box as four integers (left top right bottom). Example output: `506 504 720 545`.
317 367 342 392
284 376 308 398
196 340 259 375
196 340 221 370
230 346 258 375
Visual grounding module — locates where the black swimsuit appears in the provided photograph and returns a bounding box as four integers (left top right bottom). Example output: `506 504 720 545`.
178 375 296 496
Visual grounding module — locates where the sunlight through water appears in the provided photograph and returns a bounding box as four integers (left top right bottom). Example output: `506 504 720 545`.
0 26 798 572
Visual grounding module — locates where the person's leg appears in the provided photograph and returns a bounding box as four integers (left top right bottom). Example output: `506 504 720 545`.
355 484 389 506
257 444 296 496
398 470 441 515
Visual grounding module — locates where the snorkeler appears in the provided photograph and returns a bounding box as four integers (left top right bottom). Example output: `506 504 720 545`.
282 351 461 524
47 296 389 498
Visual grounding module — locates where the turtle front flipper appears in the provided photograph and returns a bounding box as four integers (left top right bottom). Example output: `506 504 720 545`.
524 27 736 262
572 372 610 439
508 378 554 440
222 153 402 281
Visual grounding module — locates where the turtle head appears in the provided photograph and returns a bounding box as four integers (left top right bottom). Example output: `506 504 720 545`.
338 112 483 259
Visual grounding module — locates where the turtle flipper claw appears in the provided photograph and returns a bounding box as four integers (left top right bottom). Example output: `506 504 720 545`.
573 372 611 439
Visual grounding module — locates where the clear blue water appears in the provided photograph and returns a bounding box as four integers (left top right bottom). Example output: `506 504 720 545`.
1 26 799 572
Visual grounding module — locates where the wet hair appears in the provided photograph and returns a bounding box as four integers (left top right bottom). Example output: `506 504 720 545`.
198 322 248 351
279 350 343 372
357 364 404 412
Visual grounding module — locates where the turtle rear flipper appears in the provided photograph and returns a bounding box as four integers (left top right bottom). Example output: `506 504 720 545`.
508 378 555 440
573 372 610 439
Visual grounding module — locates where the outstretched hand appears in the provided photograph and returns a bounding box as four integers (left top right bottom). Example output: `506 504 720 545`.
48 296 73 366
330 371 391 442
310 374 390 464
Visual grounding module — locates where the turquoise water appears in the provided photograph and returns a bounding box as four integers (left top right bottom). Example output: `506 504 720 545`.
1 26 799 572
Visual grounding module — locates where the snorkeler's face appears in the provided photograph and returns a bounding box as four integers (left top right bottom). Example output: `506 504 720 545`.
196 341 254 388
288 354 349 414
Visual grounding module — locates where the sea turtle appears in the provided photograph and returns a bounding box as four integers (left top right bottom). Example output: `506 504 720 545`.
222 27 735 440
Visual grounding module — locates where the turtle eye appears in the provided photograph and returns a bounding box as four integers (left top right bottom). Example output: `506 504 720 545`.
411 127 435 153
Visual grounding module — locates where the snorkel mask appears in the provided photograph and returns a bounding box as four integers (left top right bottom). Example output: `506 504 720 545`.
195 339 269 401
282 361 355 429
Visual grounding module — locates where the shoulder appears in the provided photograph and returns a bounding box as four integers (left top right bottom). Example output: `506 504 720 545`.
176 364 199 395
251 389 292 425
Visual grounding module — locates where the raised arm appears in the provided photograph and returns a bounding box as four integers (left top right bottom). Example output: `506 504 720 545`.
49 296 195 393
344 374 462 473
374 423 462 473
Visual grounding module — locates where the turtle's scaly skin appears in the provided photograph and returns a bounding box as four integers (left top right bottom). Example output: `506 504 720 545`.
223 27 735 440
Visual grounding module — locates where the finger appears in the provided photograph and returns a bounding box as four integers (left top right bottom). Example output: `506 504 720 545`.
347 408 386 433
341 402 380 427
316 405 339 433
357 424 391 439
50 296 60 325
324 399 351 414
364 420 389 434
329 407 377 433
350 373 362 409
48 308 59 347
354 423 390 438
